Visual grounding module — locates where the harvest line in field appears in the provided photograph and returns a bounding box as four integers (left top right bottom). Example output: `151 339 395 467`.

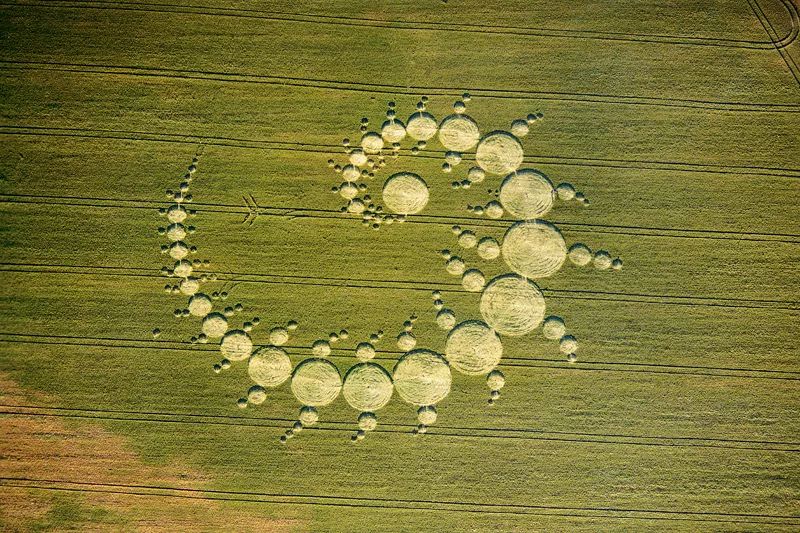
2 125 799 178
1 0 797 524
7 403 799 447
4 0 797 50
747 0 800 86
1 478 798 525
2 332 797 381
1 263 796 311
3 59 800 113
2 193 798 244
4 337 798 381
2 405 798 451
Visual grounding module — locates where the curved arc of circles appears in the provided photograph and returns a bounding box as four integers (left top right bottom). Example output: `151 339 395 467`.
153 97 626 439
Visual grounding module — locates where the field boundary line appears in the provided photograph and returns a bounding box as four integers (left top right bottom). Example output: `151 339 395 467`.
3 0 798 50
1 406 798 452
2 125 799 179
0 262 797 311
2 59 800 113
1 478 799 524
5 403 798 447
1 193 798 244
1 332 798 381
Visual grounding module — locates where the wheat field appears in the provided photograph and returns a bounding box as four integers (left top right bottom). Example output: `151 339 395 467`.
0 0 798 531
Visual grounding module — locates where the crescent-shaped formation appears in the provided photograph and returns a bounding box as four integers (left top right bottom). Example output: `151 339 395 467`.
153 97 624 444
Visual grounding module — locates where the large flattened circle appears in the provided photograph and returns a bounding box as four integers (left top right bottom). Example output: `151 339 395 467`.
499 169 555 219
202 312 228 338
475 131 524 175
382 172 429 215
166 223 186 242
342 362 394 412
445 320 503 375
381 119 406 143
502 220 567 278
438 114 480 151
291 358 342 407
220 330 253 361
480 274 546 337
248 346 292 387
392 349 452 406
167 205 187 223
188 294 213 317
406 112 438 141
360 132 384 154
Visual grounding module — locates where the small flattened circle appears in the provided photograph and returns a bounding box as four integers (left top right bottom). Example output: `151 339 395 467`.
568 243 593 266
188 293 213 317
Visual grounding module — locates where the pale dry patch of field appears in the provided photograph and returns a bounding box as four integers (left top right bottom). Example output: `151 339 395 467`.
0 373 307 532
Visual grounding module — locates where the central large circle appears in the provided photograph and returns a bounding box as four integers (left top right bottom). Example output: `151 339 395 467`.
502 220 567 278
392 349 452 406
444 320 503 375
291 358 342 407
342 363 394 412
475 131 524 175
480 274 546 336
438 114 480 151
382 172 430 215
499 169 555 219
